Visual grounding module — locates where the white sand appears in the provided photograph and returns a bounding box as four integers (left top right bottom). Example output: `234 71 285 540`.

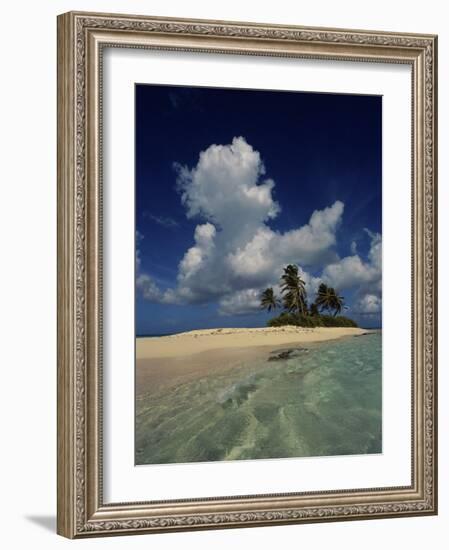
137 326 368 360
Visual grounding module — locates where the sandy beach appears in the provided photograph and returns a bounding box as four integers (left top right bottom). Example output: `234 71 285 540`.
137 325 368 359
135 326 381 464
136 326 368 395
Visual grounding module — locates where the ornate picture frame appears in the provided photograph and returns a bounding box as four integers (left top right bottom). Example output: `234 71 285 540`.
57 11 437 538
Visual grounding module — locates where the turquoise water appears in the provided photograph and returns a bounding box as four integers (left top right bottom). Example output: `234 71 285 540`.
136 332 382 465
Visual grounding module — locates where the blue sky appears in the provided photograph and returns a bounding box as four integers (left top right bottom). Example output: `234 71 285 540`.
135 85 382 334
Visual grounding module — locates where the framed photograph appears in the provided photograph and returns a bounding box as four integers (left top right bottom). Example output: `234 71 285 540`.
57 11 438 538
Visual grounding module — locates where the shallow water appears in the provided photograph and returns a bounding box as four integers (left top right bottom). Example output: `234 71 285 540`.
135 332 382 464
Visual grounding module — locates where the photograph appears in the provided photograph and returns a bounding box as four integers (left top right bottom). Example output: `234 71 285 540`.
134 84 383 465
1 0 442 543
55 10 437 538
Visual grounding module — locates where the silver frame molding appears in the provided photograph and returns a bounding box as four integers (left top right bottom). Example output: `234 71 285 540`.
57 11 438 538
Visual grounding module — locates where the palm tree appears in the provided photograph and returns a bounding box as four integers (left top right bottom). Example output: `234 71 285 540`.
260 287 281 312
280 264 307 315
315 283 345 316
315 283 332 313
330 289 345 316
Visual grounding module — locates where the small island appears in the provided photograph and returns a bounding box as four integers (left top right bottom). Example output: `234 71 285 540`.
260 263 359 329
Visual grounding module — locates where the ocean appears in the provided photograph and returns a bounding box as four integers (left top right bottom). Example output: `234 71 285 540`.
135 332 382 465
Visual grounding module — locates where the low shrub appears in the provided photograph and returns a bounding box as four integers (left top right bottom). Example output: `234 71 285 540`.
267 312 358 328
319 315 358 327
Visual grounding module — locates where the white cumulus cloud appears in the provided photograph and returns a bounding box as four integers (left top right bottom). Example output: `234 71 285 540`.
322 230 381 292
137 136 368 316
227 200 343 284
322 229 382 319
218 288 263 316
175 137 280 241
353 293 382 314
136 273 163 302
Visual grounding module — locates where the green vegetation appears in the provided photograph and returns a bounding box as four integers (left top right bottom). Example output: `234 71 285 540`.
267 313 358 328
260 265 358 328
315 283 345 316
260 287 281 312
280 264 307 315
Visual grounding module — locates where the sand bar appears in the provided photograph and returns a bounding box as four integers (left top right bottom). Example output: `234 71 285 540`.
137 326 368 360
136 326 368 395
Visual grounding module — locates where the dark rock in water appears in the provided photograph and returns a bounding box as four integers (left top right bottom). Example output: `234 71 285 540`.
268 348 308 361
354 332 374 337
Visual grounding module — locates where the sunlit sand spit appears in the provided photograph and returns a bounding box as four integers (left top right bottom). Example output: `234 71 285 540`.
137 326 369 360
